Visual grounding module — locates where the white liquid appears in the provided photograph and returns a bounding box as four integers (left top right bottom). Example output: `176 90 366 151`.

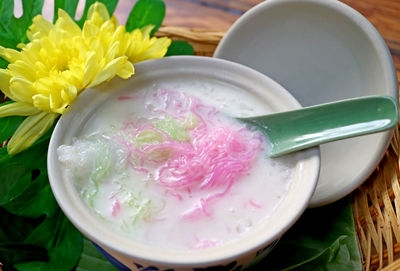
58 79 297 250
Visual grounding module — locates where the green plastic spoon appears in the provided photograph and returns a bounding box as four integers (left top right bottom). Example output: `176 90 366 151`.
238 95 399 157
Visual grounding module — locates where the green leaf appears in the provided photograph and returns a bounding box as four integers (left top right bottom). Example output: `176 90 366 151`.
166 40 195 56
0 57 9 68
252 198 362 271
0 121 83 271
0 114 25 143
0 244 48 271
15 211 83 271
0 207 43 244
53 0 79 22
0 126 51 205
0 162 32 205
0 0 44 49
76 238 118 271
2 174 58 218
126 0 165 35
0 0 20 49
76 0 118 28
15 0 45 44
0 102 25 143
4 186 83 271
0 207 47 270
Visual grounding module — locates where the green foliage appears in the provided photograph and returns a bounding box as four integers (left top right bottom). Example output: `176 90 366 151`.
14 212 82 271
126 0 165 35
53 0 118 26
53 0 80 22
0 115 24 143
0 208 48 271
0 0 44 49
75 239 118 271
76 0 118 27
252 198 362 271
0 102 25 143
0 123 83 271
166 40 195 56
0 0 187 270
0 57 9 69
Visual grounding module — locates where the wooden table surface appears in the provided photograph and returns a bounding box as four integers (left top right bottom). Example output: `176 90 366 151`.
113 0 400 89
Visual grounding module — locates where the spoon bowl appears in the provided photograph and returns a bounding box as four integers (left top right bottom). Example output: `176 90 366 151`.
239 95 398 157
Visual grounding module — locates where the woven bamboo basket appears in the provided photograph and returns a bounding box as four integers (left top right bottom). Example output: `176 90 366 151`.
156 26 400 271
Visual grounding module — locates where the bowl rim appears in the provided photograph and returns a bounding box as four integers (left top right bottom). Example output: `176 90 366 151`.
214 0 399 207
48 55 321 266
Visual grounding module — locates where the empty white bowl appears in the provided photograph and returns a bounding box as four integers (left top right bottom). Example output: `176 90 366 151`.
48 56 320 270
214 0 398 207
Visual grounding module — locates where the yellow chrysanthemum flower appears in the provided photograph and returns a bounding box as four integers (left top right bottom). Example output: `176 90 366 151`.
82 3 171 63
0 2 171 155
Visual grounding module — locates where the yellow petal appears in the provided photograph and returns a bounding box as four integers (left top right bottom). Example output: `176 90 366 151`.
113 26 129 55
88 56 129 87
99 16 116 35
7 112 58 155
88 2 110 22
57 9 81 37
16 43 26 50
110 16 118 28
39 37 56 59
82 21 99 39
87 39 104 56
21 41 41 65
83 52 98 87
9 77 34 103
0 46 20 63
0 102 40 117
8 60 36 81
27 15 53 41
116 61 135 79
50 91 68 114
130 37 171 63
61 84 78 104
33 77 53 95
0 69 14 99
32 94 51 112
140 25 155 37
125 29 144 57
61 67 83 88
105 41 120 62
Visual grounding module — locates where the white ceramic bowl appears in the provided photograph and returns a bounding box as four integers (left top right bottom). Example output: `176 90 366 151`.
48 56 320 270
214 0 398 207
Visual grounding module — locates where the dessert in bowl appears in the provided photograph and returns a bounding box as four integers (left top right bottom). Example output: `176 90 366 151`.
48 56 320 270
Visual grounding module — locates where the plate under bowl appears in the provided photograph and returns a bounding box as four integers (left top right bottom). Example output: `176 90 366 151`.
214 0 398 207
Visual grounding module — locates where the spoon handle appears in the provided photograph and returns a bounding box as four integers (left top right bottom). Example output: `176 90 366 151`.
239 95 399 157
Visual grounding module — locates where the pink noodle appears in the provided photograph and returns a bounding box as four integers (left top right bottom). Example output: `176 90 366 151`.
112 199 121 217
114 89 263 218
168 191 183 201
117 95 135 101
249 199 262 209
191 234 218 249
113 135 149 173
182 198 210 220
191 239 218 249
